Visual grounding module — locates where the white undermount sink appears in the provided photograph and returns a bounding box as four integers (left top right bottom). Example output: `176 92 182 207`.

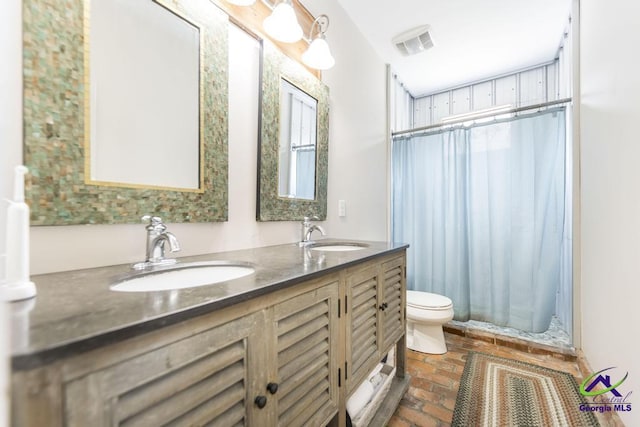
110 261 255 292
309 242 368 252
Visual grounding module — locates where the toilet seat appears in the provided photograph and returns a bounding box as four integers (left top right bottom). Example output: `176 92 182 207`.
407 290 452 311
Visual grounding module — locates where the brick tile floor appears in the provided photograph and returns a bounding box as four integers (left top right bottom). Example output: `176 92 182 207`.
387 333 624 427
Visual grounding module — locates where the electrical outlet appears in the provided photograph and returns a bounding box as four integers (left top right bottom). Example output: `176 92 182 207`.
338 200 346 217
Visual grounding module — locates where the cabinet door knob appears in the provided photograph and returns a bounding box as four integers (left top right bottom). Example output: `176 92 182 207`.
379 304 386 311
254 395 267 409
383 302 388 309
266 382 279 394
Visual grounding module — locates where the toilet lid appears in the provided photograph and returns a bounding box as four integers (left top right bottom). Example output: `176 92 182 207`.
407 290 453 310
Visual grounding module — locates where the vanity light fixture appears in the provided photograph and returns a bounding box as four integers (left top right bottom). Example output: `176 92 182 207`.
302 14 335 70
225 0 256 5
263 0 303 43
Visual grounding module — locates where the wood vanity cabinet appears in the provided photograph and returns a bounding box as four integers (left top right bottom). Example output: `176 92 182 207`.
345 254 406 395
64 309 269 426
11 251 407 427
379 256 406 354
269 279 340 426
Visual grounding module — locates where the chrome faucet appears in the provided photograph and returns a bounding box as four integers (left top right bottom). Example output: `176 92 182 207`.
133 215 181 270
300 216 326 245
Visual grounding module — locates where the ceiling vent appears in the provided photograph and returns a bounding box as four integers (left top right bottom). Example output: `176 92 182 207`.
393 25 434 56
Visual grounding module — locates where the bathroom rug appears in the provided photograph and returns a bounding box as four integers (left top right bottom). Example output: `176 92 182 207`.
452 351 600 426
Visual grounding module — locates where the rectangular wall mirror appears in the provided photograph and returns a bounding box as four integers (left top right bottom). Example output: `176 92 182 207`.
257 41 329 221
23 0 229 225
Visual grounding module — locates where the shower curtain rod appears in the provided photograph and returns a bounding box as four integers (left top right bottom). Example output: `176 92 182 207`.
391 97 572 138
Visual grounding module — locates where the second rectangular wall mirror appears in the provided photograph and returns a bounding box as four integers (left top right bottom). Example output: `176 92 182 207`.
257 41 329 221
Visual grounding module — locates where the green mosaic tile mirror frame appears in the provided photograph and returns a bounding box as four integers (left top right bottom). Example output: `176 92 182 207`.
23 0 229 225
257 41 330 221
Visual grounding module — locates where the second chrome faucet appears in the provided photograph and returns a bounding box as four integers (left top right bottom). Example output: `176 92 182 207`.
300 216 326 246
133 215 181 270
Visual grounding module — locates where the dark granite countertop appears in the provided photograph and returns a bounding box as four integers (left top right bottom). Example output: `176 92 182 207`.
10 239 408 370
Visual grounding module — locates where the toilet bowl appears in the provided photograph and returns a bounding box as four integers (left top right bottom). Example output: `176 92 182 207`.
406 290 454 354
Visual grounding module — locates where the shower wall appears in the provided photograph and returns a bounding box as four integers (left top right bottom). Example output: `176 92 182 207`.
413 60 563 127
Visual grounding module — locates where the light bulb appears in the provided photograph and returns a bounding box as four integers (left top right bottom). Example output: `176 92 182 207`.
263 1 303 43
302 36 335 70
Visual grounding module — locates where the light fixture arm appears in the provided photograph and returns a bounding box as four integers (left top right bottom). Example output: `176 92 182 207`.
309 14 330 40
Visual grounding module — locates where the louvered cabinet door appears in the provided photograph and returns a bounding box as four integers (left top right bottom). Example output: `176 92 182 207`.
270 281 340 427
64 311 266 427
345 264 381 394
380 256 406 352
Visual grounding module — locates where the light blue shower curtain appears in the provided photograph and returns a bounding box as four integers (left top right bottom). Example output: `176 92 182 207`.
295 149 316 200
392 109 567 333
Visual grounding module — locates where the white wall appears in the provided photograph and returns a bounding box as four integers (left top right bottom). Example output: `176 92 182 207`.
302 0 389 242
580 0 640 425
1 0 23 281
1 0 389 275
0 0 22 422
0 303 7 427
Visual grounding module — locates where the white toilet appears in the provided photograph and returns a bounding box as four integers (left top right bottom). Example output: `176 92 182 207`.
406 290 454 354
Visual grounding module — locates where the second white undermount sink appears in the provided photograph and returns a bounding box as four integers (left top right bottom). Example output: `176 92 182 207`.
110 261 255 292
309 242 368 252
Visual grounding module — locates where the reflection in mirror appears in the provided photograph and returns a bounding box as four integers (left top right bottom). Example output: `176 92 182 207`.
278 79 317 200
88 0 201 190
